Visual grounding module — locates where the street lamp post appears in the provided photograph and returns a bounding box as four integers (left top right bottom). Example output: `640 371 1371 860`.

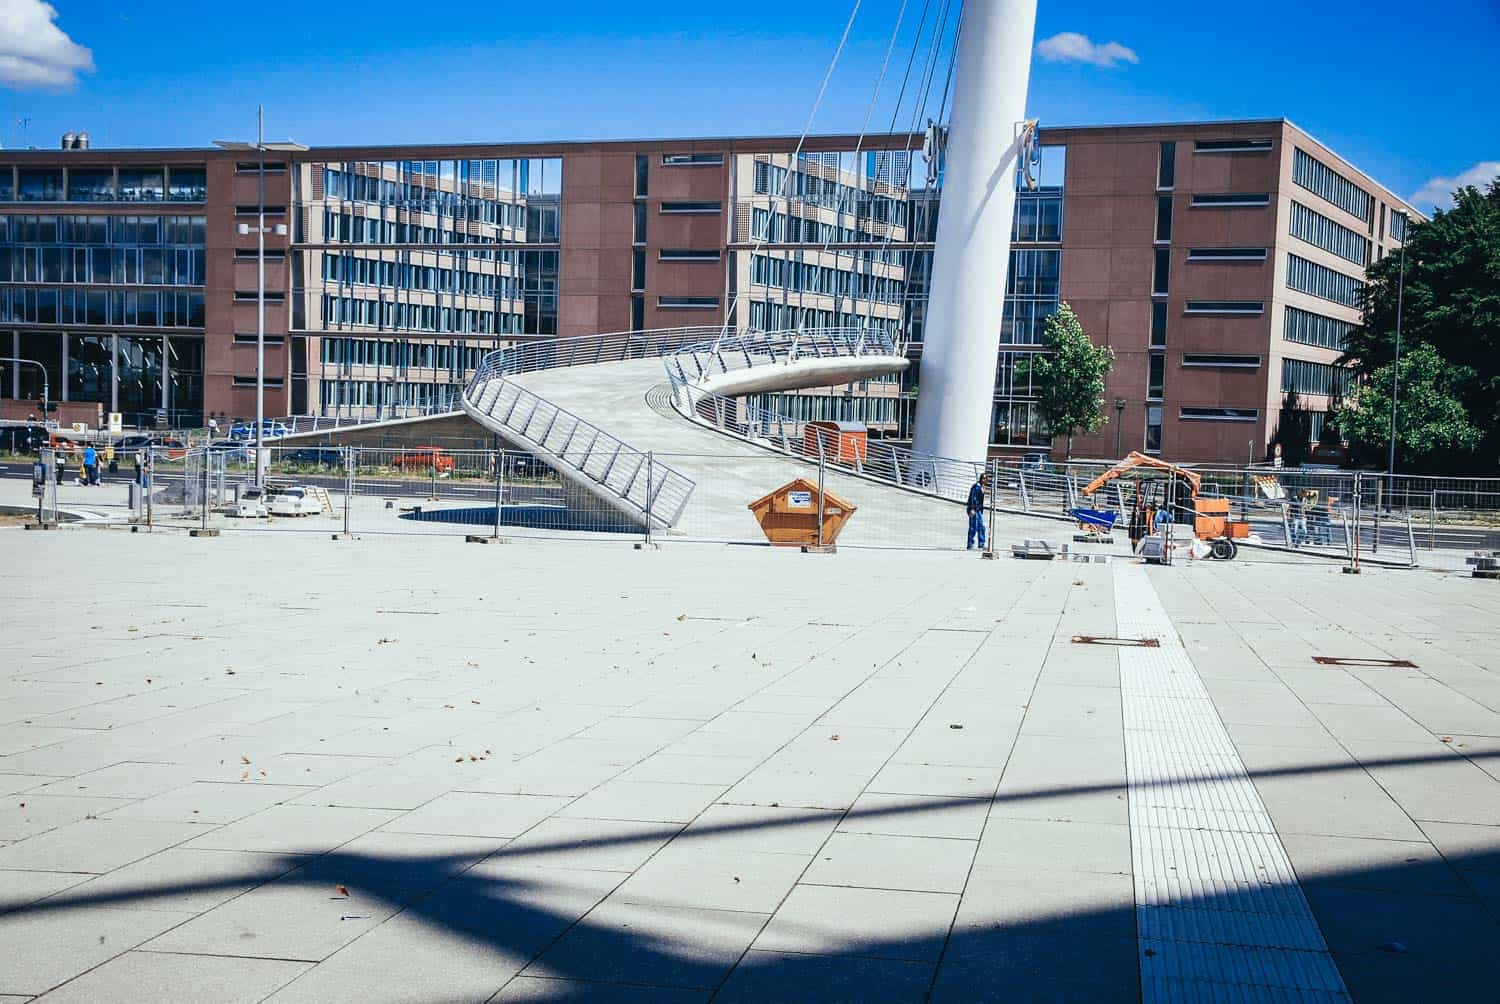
1113 397 1126 456
1 357 49 421
1386 212 1409 478
215 113 307 486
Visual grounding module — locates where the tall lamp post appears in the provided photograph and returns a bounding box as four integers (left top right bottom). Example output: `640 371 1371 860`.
1113 397 1126 456
1 357 49 421
215 112 307 486
1386 211 1410 477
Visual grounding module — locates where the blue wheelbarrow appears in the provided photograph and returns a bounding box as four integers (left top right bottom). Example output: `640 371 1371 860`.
1067 507 1118 538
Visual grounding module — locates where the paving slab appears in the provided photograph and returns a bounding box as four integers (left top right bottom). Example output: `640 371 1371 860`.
33 951 310 1004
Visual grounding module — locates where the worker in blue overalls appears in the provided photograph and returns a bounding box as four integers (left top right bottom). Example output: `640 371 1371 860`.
966 473 989 550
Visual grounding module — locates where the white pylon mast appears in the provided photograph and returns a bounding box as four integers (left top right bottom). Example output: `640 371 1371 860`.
911 0 1038 463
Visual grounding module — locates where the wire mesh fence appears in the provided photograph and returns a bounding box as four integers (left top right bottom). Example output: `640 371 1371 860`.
19 437 1500 571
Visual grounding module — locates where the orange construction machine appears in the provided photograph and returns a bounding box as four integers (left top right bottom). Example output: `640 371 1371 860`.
1081 452 1251 559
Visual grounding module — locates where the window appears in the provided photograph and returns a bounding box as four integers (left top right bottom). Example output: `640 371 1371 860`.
117 168 164 202
1150 302 1168 348
1185 301 1264 314
1194 138 1273 153
1292 148 1371 221
1289 202 1368 265
235 161 286 174
1186 247 1267 261
662 153 723 166
631 250 646 292
68 168 114 202
1145 406 1163 453
235 205 287 216
657 295 719 309
633 202 647 245
233 375 285 388
1283 306 1353 350
1152 248 1171 296
233 333 285 346
630 294 644 331
634 155 648 198
1180 407 1259 421
659 249 721 261
659 202 721 214
234 248 286 260
1183 354 1262 368
18 168 64 201
1286 254 1364 308
1155 196 1173 243
1157 142 1176 190
1389 208 1409 242
1148 353 1165 400
1281 357 1352 397
1190 193 1271 208
167 167 206 202
235 290 285 303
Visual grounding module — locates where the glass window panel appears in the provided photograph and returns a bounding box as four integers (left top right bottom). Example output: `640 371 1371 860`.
68 168 115 202
18 169 64 201
118 168 165 202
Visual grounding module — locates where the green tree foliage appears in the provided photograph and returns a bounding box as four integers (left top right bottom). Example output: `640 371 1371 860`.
1030 302 1114 458
1337 343 1481 469
1342 178 1500 468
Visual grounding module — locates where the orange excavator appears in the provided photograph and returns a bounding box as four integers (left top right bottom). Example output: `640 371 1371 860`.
1081 452 1251 559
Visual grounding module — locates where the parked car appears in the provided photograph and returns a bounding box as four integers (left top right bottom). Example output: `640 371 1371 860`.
0 424 49 455
284 447 345 467
150 437 188 459
390 447 455 474
116 434 155 452
1019 452 1053 472
266 486 323 517
223 497 268 518
229 420 291 441
207 439 252 462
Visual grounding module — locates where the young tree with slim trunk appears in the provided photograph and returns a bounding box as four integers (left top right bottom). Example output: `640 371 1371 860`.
1337 343 1481 471
1029 302 1114 459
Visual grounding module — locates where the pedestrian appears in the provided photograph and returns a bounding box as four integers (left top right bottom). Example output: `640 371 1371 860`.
105 443 117 477
1289 491 1308 547
966 472 989 551
82 442 98 487
1313 494 1333 545
134 450 144 485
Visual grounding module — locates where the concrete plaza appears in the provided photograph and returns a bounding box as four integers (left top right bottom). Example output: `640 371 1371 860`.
2 528 1499 1002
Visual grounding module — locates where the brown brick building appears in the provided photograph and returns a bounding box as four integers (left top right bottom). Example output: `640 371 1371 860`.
0 119 1415 463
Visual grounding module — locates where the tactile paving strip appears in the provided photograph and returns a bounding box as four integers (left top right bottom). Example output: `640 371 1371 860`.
1114 562 1350 1003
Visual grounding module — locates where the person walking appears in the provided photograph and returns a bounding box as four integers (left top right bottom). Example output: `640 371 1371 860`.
966 473 989 551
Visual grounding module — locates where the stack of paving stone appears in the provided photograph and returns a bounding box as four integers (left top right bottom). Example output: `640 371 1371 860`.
1470 550 1500 579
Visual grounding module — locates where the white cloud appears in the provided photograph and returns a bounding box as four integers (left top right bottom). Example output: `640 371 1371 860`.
1036 32 1139 69
1410 161 1500 212
0 0 94 90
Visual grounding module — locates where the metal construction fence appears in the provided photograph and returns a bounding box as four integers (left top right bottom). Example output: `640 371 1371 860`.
21 439 1499 570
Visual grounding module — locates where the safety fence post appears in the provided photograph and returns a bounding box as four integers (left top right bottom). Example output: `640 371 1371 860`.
985 458 997 559
645 451 655 548
493 447 504 540
816 437 827 550
342 446 353 539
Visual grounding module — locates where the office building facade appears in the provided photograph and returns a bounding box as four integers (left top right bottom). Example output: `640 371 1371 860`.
0 119 1414 463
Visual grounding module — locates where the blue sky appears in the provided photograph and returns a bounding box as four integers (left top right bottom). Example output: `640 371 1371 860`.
3 0 1496 212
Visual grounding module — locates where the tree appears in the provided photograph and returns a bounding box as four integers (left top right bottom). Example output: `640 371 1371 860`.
1269 391 1312 467
1029 302 1114 459
1336 343 1481 471
1342 177 1500 469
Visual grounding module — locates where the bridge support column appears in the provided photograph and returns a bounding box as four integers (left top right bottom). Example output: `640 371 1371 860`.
911 0 1037 464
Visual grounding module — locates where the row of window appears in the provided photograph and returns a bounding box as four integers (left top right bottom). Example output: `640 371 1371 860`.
0 166 206 203
743 391 900 428
0 331 203 423
1190 193 1270 207
0 245 205 287
321 207 559 247
1289 201 1369 265
0 214 206 246
1281 357 1352 397
748 254 904 304
0 287 205 328
319 336 488 373
752 162 906 225
1292 148 1371 222
318 157 561 201
1186 247 1267 261
319 251 556 298
744 299 899 335
318 379 460 413
747 209 908 261
658 296 720 309
319 293 556 335
1283 305 1355 351
323 167 534 227
1287 253 1364 308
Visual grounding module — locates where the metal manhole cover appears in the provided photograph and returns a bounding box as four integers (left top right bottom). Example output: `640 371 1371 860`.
1072 635 1160 648
1312 656 1418 668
